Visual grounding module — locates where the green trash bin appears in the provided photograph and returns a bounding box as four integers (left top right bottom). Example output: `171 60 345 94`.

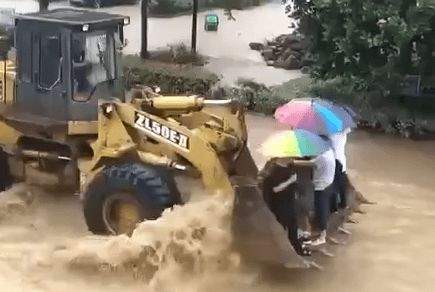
204 13 219 31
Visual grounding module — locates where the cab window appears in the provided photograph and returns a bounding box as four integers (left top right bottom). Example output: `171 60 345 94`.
39 34 62 89
72 32 115 101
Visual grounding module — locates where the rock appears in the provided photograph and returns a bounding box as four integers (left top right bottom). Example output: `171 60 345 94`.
273 62 284 69
251 33 311 70
279 48 293 61
276 34 289 43
282 55 301 70
261 49 276 61
273 47 284 54
290 38 310 51
267 40 280 47
249 42 264 51
290 50 303 60
301 66 311 74
282 35 302 46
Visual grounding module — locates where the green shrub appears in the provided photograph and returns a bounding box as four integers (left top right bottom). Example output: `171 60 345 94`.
168 43 206 65
122 55 219 95
226 77 312 114
148 43 206 66
149 0 191 15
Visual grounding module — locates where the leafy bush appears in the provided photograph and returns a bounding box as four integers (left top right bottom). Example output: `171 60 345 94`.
123 55 219 94
168 43 206 65
149 0 191 15
147 43 206 65
283 0 435 94
225 77 312 114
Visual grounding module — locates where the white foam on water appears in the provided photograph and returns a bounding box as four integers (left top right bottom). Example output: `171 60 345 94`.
0 183 244 291
45 192 245 291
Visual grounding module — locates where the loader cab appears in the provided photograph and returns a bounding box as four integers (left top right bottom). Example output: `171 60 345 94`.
14 9 129 122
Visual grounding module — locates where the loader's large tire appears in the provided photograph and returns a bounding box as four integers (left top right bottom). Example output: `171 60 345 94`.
0 150 12 192
83 163 181 235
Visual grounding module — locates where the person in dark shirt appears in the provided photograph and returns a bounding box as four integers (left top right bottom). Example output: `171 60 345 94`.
259 158 310 256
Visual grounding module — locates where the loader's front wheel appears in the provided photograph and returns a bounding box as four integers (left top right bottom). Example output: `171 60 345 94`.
83 163 181 235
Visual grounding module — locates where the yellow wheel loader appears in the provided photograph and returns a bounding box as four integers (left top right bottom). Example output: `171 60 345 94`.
0 9 305 267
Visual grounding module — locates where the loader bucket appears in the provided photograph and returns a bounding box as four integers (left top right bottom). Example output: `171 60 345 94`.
231 176 307 268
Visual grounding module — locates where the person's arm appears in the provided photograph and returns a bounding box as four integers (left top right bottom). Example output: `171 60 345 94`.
257 160 276 186
273 174 297 193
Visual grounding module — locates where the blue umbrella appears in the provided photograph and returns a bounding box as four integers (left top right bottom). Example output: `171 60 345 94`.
275 99 345 135
296 98 356 129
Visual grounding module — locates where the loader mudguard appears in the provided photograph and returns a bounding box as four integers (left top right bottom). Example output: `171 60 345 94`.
231 176 307 268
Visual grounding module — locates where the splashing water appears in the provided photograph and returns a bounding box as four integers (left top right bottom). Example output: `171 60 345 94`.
51 193 242 291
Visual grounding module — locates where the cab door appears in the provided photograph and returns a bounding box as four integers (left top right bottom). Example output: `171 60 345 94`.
33 32 68 121
16 29 68 121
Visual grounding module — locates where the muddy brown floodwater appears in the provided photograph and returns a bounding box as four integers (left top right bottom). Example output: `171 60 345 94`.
0 114 435 292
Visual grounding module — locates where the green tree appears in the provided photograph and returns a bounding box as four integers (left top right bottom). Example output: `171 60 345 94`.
283 0 435 93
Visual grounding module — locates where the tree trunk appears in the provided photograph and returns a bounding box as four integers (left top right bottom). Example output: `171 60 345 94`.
191 0 198 54
140 0 149 59
39 0 49 11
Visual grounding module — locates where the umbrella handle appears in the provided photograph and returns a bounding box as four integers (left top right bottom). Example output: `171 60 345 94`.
293 159 315 167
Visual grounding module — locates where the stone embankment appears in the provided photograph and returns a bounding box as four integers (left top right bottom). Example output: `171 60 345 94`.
249 33 312 73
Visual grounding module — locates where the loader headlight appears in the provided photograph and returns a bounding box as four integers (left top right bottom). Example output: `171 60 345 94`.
82 24 90 32
102 103 114 117
105 104 114 114
124 17 130 25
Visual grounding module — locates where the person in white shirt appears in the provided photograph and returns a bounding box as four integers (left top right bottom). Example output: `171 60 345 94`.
310 147 336 246
329 127 375 215
329 127 351 210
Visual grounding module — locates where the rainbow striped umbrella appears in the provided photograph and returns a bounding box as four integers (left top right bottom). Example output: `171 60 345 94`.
259 129 330 158
275 99 345 135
